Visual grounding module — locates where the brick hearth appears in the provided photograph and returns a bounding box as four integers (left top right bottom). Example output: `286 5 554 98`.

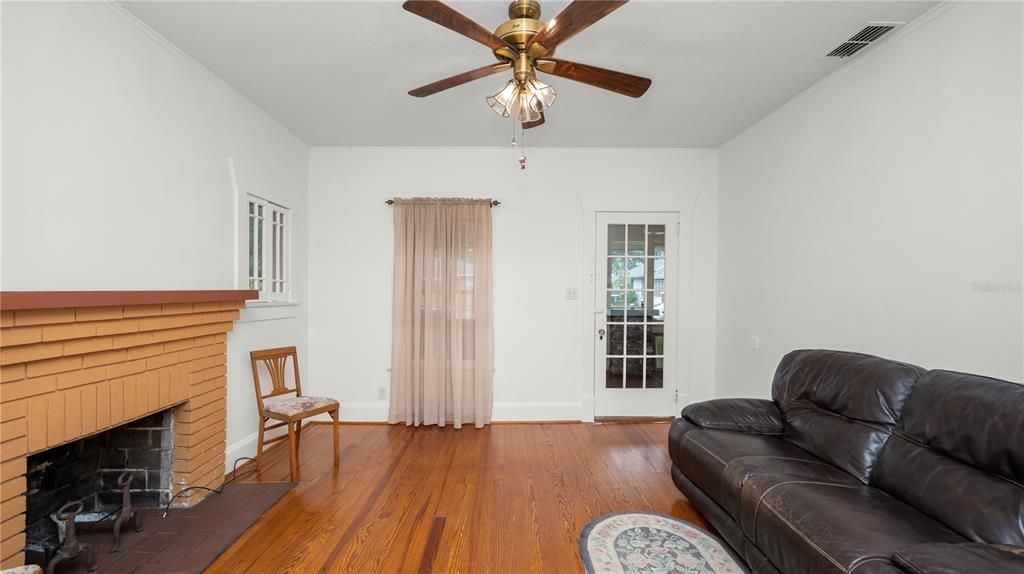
0 291 254 569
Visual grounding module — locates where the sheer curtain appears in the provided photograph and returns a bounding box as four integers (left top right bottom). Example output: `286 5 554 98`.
388 198 493 428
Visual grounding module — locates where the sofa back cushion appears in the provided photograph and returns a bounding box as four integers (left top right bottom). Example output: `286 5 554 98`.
872 370 1024 545
771 349 924 482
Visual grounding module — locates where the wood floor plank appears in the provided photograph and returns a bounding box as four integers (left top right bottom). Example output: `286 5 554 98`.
206 422 706 574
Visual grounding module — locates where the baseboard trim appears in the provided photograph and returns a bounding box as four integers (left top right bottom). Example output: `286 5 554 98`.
225 430 259 469
594 416 674 424
335 401 586 423
493 401 583 421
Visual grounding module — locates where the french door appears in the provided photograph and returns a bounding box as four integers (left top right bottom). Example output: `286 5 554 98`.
594 213 679 417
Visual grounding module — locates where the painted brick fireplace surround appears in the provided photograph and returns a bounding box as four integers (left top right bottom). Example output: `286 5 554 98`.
0 291 255 569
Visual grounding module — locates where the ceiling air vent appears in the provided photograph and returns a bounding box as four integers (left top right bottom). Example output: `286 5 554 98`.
826 23 900 59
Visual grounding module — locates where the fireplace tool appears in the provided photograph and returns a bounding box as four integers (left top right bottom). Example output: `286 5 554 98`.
45 500 96 574
111 471 143 552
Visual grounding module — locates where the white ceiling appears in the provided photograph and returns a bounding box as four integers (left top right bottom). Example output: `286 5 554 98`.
122 0 936 147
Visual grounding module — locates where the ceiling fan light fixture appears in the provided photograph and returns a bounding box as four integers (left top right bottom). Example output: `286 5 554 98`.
486 77 555 122
513 90 543 122
526 77 556 112
486 80 519 117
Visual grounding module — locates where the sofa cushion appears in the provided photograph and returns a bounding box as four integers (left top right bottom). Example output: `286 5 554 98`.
749 482 964 574
893 543 1024 574
732 462 862 537
771 350 924 482
872 370 1024 545
671 427 825 514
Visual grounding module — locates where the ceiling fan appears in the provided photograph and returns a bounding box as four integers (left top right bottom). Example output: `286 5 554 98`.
404 0 652 130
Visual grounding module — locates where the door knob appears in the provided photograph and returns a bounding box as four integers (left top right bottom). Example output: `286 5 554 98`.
598 328 606 341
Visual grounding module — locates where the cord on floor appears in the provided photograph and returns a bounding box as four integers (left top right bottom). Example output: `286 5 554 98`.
161 456 259 518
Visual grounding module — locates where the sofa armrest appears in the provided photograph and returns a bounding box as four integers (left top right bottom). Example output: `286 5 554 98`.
893 543 1024 574
681 399 783 435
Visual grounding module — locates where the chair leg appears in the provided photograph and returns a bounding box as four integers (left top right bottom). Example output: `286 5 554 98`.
296 420 302 453
255 416 266 468
287 421 298 483
330 408 340 467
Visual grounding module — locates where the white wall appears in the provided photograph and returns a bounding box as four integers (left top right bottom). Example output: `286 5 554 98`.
1 2 310 468
308 147 717 421
716 2 1024 396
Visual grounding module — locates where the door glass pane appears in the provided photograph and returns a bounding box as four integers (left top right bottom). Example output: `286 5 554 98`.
626 291 646 322
625 359 644 388
627 258 645 290
625 325 644 356
646 324 664 355
608 258 626 289
608 224 626 256
607 324 623 356
606 359 623 388
627 225 645 256
651 291 665 322
607 291 625 323
647 225 666 256
646 358 664 388
647 258 665 291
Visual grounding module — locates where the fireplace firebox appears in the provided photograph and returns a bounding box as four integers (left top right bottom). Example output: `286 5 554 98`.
24 410 174 562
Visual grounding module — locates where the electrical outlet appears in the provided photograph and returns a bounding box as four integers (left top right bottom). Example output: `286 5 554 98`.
566 288 579 300
377 387 387 400
749 336 760 351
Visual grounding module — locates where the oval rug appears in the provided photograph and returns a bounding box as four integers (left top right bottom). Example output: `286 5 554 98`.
579 512 747 574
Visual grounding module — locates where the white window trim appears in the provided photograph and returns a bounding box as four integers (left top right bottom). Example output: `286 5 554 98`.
245 193 293 304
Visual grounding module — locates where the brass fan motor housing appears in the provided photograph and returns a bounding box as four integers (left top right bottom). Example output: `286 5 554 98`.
493 0 550 60
495 18 546 50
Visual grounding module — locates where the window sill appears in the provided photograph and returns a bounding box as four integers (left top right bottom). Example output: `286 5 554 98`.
238 301 301 324
246 300 301 308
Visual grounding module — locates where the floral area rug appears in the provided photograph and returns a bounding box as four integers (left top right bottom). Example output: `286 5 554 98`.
579 512 747 574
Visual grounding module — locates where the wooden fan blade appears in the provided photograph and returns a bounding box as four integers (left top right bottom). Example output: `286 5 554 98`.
536 58 651 98
527 0 628 53
523 113 545 129
403 0 515 52
409 63 510 97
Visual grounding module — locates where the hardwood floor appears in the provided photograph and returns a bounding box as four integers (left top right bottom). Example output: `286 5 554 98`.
206 422 707 573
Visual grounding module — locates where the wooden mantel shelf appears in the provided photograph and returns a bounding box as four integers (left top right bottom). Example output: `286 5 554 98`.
0 290 259 311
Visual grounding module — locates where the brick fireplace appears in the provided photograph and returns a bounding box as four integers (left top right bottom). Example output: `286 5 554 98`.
0 291 255 569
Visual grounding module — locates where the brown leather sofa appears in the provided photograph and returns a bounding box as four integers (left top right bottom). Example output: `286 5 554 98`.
668 349 1024 574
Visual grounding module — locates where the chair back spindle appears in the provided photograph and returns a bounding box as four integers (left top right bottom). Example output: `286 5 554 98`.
250 346 303 411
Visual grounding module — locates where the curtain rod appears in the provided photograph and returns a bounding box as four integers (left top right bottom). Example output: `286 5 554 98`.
385 199 501 207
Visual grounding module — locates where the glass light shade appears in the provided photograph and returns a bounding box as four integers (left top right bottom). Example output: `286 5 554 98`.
525 78 556 112
486 80 518 118
510 91 543 123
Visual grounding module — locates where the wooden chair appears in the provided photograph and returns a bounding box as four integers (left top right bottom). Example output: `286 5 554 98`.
250 346 339 482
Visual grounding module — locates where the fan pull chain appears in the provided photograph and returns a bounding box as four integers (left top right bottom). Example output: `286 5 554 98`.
511 115 517 146
519 121 527 170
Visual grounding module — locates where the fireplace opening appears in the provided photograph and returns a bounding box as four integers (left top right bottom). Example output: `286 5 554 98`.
24 409 174 563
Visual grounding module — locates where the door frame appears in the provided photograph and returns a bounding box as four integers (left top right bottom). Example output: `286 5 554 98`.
581 210 693 420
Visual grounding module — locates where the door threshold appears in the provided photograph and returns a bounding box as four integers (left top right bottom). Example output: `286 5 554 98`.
593 416 675 424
